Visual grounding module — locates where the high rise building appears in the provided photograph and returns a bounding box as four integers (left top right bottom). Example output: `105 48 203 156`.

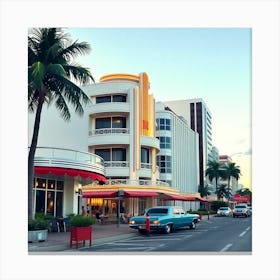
164 99 213 187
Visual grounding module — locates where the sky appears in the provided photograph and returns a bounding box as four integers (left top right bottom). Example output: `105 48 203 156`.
67 27 252 189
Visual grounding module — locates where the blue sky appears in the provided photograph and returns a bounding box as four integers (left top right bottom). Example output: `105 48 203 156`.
67 27 251 188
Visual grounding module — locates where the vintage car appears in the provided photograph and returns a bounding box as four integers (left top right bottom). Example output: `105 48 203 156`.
129 206 199 234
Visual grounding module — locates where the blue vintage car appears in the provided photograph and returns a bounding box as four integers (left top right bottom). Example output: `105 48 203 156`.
129 206 199 234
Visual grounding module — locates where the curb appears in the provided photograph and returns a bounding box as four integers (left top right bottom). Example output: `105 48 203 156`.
29 233 136 253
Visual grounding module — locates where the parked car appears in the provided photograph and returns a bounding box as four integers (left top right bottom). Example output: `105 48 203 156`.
217 207 232 217
232 204 250 218
129 206 199 234
248 206 252 215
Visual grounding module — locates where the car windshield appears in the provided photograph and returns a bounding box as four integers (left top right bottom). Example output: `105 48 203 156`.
147 208 168 215
235 205 246 209
219 207 228 210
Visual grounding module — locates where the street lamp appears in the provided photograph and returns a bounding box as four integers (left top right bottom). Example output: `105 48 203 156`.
75 184 82 214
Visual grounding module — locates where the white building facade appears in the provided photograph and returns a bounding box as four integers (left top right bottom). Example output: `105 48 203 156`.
82 73 190 217
156 102 200 210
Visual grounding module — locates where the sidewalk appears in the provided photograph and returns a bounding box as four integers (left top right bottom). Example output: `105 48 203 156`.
28 223 136 253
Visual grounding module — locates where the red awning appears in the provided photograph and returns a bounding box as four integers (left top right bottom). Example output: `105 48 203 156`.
230 197 249 203
82 191 117 198
124 191 159 197
162 194 197 201
196 197 209 202
34 166 106 183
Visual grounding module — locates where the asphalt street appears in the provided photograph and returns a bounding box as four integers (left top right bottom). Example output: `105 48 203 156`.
79 215 252 253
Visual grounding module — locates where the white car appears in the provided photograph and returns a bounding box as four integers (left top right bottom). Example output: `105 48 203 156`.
217 207 232 217
233 204 250 218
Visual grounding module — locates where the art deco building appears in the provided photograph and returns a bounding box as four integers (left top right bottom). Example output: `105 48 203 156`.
82 73 190 216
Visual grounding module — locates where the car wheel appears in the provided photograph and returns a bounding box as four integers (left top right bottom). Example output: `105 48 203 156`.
189 221 196 230
164 224 171 234
138 229 145 234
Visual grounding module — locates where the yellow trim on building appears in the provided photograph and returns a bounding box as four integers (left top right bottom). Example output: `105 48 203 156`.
100 73 140 83
82 185 180 195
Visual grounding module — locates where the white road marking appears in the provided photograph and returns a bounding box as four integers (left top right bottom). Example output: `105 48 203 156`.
239 226 251 237
220 243 233 252
113 238 181 243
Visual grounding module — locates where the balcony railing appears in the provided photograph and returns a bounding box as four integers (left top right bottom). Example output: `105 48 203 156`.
31 147 105 174
104 161 129 168
89 128 129 136
140 163 152 169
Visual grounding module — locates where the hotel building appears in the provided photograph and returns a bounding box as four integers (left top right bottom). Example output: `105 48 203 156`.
164 99 213 187
82 73 198 216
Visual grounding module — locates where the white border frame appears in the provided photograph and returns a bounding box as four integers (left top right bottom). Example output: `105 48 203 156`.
0 0 279 280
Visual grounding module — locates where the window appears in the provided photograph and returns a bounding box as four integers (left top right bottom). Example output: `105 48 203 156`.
96 118 111 129
138 198 146 216
112 148 126 161
96 96 111 103
95 149 110 161
112 117 126 128
96 117 127 129
34 178 64 216
141 147 149 163
147 208 168 214
157 136 171 149
112 95 126 102
96 95 127 103
157 155 172 173
156 118 171 131
95 148 126 161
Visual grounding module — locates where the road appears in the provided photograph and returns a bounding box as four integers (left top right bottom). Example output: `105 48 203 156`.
80 215 252 253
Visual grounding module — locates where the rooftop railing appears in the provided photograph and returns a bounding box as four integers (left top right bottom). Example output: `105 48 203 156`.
31 146 105 166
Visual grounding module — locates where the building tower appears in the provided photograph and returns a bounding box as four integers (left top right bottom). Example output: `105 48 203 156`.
164 99 213 187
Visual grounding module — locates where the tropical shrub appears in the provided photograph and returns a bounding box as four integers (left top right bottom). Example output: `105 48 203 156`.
70 215 95 227
28 218 50 231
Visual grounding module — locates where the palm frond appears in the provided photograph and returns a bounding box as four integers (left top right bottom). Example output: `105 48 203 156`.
58 40 92 62
48 74 91 116
54 94 71 121
63 64 94 84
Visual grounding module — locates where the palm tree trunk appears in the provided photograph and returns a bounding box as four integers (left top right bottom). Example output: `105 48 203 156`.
28 93 44 220
215 177 218 200
227 177 231 201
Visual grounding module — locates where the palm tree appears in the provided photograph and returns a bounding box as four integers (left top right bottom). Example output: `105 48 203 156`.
198 184 211 198
205 160 223 194
221 162 241 199
28 28 94 220
216 184 232 201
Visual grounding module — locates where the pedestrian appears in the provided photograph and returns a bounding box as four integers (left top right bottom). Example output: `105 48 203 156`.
145 212 150 236
81 205 86 216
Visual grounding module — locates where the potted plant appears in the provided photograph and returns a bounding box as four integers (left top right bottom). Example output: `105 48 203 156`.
28 218 50 242
69 215 95 249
